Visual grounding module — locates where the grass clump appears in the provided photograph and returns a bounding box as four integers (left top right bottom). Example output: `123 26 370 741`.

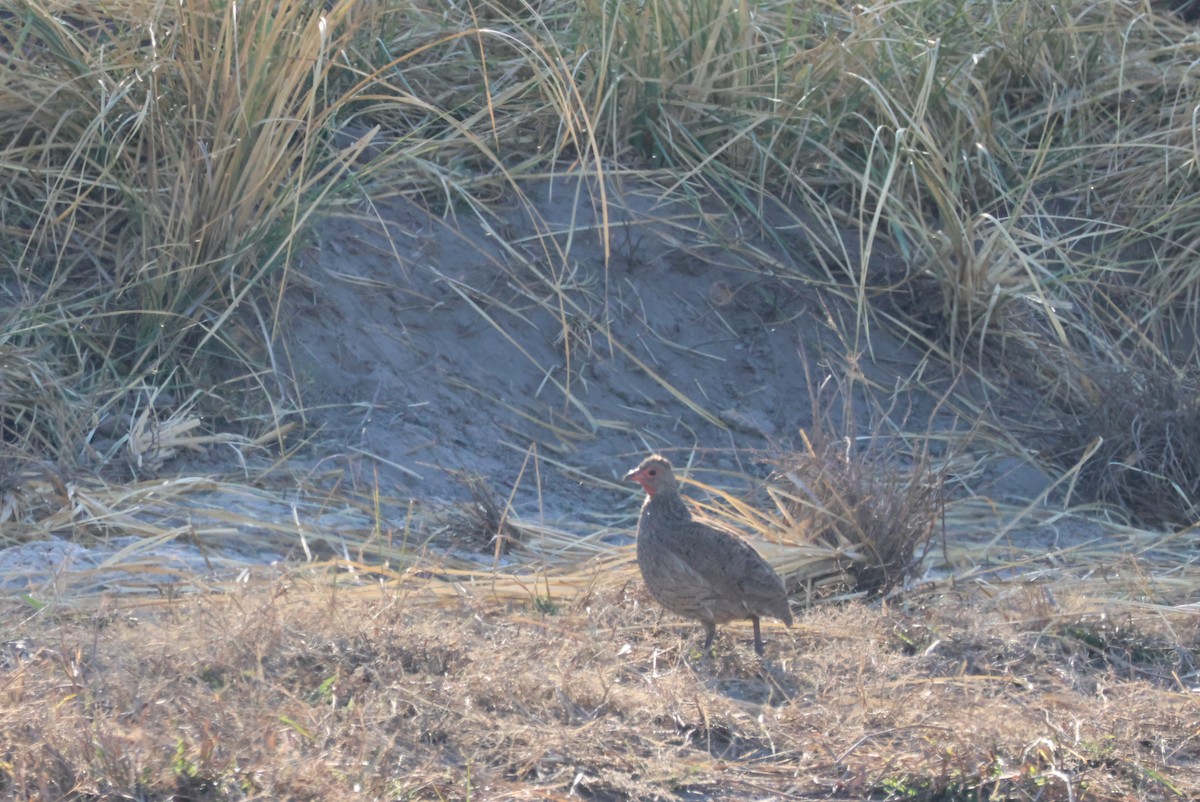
1055 363 1200 528
2 0 371 468
771 424 943 597
6 0 367 350
689 357 946 601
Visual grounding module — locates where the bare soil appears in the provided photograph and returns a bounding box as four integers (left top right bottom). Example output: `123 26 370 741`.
281 177 1046 523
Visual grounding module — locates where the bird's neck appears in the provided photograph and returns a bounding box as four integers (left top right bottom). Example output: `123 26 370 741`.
645 489 691 520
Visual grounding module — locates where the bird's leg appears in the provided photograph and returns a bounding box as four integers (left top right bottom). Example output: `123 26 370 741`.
751 615 765 656
702 621 717 653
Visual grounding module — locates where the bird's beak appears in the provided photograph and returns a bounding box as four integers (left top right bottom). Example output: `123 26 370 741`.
624 468 643 483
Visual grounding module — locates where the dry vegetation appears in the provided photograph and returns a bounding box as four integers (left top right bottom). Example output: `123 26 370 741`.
4 0 1200 799
2 573 1197 801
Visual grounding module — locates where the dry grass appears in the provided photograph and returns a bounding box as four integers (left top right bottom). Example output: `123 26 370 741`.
567 0 1200 525
768 430 942 598
1 572 1195 801
1053 363 1200 528
5 0 1200 798
7 0 1200 519
0 0 590 471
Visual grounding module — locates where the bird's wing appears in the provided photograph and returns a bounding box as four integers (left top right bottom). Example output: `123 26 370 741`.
657 519 786 601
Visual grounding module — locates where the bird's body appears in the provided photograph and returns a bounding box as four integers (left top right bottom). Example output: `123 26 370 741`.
626 454 792 655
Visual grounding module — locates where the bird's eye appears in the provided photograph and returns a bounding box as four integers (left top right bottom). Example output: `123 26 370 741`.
647 469 657 476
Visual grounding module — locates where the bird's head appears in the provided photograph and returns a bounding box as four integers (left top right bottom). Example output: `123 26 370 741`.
624 455 678 497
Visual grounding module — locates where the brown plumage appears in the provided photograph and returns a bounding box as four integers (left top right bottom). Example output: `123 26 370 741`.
625 454 793 656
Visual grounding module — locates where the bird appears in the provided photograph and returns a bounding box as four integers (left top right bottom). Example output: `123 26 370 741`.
625 454 793 656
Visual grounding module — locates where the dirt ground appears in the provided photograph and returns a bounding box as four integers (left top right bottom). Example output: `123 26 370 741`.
281 176 1048 525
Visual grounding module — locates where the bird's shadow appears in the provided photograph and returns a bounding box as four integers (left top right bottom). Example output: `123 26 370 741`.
684 639 804 707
